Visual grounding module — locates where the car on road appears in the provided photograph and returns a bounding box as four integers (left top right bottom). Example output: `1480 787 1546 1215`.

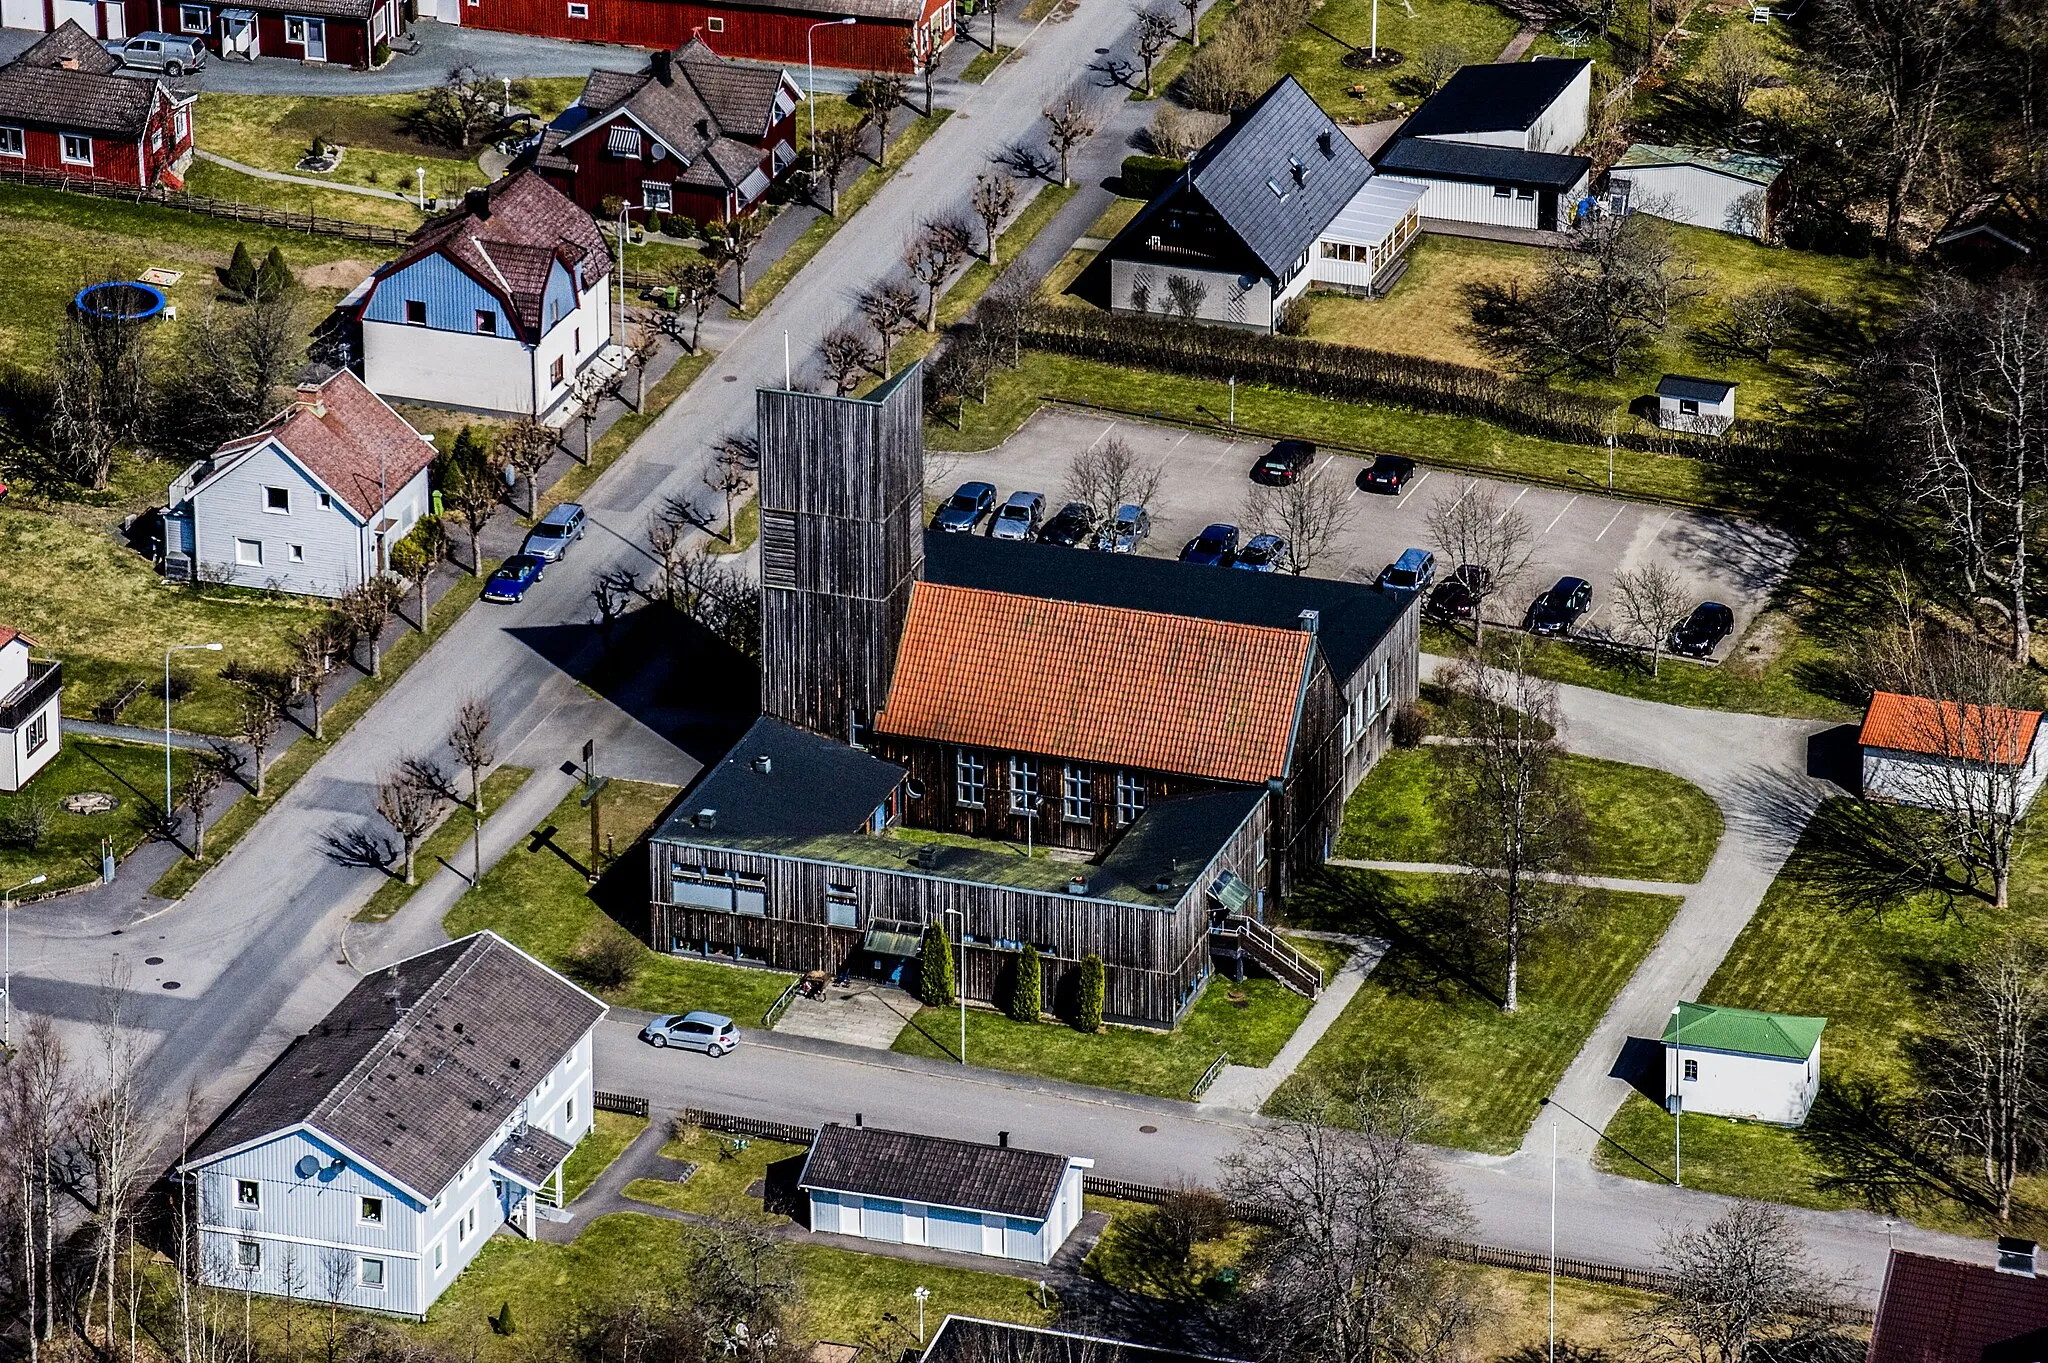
1096 503 1151 553
933 481 997 533
1039 501 1096 548
1669 601 1734 658
1377 548 1436 596
103 32 206 74
521 502 587 562
1253 439 1317 485
1358 455 1417 494
1527 576 1594 636
1233 533 1288 572
1425 564 1492 622
481 553 546 603
640 1011 740 1056
1180 523 1239 566
990 490 1046 541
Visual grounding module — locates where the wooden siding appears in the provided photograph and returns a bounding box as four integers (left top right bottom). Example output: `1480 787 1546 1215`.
540 108 797 221
457 0 948 70
0 81 187 188
149 1 383 66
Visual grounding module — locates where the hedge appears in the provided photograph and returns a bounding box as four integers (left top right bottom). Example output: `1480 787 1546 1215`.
1120 155 1186 200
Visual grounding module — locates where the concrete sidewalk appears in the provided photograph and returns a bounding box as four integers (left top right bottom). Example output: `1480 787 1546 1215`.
1328 857 1698 898
1198 935 1388 1112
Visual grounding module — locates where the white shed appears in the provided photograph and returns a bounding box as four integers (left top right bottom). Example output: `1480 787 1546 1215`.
0 628 60 793
1612 144 1784 239
800 1123 1091 1266
1859 690 2048 813
1664 1001 1825 1126
1656 375 1737 436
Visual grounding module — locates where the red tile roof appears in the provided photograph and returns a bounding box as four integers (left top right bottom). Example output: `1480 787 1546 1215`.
1868 1251 2048 1363
875 582 1315 785
210 370 433 522
1860 691 2042 767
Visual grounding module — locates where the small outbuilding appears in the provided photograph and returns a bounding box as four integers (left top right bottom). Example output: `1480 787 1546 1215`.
1664 1001 1824 1126
1655 375 1736 436
1859 690 2048 812
799 1122 1090 1265
0 628 60 792
1611 143 1784 239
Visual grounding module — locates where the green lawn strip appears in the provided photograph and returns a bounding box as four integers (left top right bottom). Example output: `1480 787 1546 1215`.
150 575 489 899
194 90 488 196
705 496 760 555
1275 0 1522 115
1338 747 1722 882
562 1109 649 1203
533 350 714 521
354 765 535 922
1083 197 1145 240
1140 0 1238 100
621 1126 808 1221
0 740 197 891
443 781 795 1022
960 44 1016 81
182 157 425 231
1082 1195 1255 1301
1594 798 2048 1236
1272 869 1683 1153
738 109 953 318
791 1241 1055 1344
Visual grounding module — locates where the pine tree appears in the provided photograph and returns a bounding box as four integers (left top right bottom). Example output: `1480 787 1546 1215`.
918 921 955 1007
256 246 296 299
1008 944 1042 1023
492 1302 516 1335
1075 954 1104 1033
223 241 258 298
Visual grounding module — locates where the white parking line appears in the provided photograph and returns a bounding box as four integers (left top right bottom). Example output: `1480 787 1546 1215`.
1085 422 1117 452
1495 486 1529 523
1400 469 1432 505
1543 495 1580 534
1167 432 1192 455
1593 505 1628 541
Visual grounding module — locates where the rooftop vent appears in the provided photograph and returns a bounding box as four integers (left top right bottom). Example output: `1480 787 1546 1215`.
997 1131 1010 1148
1289 155 1306 185
916 843 941 870
1318 129 1334 156
752 755 773 774
464 185 491 219
1298 608 1320 634
1267 178 1288 200
695 808 718 829
1152 876 1173 894
1998 1237 2039 1277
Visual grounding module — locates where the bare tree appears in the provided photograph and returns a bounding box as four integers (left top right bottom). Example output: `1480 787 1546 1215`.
1467 213 1699 378
971 172 1017 265
1133 7 1179 97
663 259 722 351
377 761 445 885
813 124 864 215
51 296 151 490
1689 24 1775 129
1065 435 1165 525
1708 283 1804 363
496 418 557 518
439 462 500 574
1177 0 1200 46
0 1016 69 1355
338 576 402 677
818 328 878 395
570 364 620 464
705 430 757 541
79 971 156 1361
1410 43 1466 98
856 279 921 379
1926 936 2048 1223
1043 91 1098 188
905 217 974 331
1612 564 1693 677
239 691 281 797
182 759 224 858
448 696 496 817
1423 485 1532 643
407 65 504 148
291 620 343 739
908 33 942 115
621 318 663 409
1634 1202 1860 1363
704 214 768 310
1242 465 1357 575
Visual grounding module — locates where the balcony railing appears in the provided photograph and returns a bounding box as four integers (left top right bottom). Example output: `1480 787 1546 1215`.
0 661 61 732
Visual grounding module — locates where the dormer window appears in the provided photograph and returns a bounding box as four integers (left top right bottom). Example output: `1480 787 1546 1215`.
1267 178 1287 200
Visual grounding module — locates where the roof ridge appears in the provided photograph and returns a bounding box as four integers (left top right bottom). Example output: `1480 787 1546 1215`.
310 938 488 1139
916 579 1319 649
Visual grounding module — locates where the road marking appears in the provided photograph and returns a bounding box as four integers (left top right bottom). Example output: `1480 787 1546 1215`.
1593 505 1628 541
1543 495 1580 534
1399 469 1432 506
1495 486 1528 523
1085 421 1117 452
1167 432 1191 455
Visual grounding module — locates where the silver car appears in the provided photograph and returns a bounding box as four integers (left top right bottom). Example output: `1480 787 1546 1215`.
989 491 1045 542
1096 503 1151 553
640 1011 739 1056
103 32 207 75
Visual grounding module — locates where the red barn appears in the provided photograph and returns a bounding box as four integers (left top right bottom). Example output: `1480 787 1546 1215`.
0 21 194 187
440 0 953 73
536 38 800 223
149 0 404 69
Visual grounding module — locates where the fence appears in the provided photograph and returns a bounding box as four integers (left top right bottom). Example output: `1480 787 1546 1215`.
594 1090 650 1118
763 977 804 1029
0 165 413 246
684 1107 820 1145
1190 1052 1231 1101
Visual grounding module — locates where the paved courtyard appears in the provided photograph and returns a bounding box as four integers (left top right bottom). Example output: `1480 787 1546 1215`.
943 409 1801 657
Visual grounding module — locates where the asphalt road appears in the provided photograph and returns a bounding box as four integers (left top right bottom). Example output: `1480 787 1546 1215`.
943 408 1800 658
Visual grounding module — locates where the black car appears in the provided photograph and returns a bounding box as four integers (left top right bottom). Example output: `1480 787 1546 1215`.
1669 601 1734 658
1040 501 1097 548
1425 564 1492 622
1526 577 1593 636
1181 523 1240 566
1359 455 1417 494
1253 439 1317 485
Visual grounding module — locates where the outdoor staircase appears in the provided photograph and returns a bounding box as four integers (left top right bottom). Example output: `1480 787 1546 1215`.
1210 914 1323 999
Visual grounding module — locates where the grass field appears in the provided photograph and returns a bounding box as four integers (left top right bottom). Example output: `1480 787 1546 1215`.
1083 1195 1258 1301
562 1110 648 1202
1273 869 1682 1152
622 1125 809 1222
1276 0 1524 115
1597 799 2048 1237
0 740 196 891
355 765 534 922
1339 748 1723 882
182 158 425 230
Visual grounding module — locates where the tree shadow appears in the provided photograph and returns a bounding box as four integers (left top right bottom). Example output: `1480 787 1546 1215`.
1496 1343 1614 1363
320 820 396 875
1793 1073 2003 1219
1291 869 1504 1009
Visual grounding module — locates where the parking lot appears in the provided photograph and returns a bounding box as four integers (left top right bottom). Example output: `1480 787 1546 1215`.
941 409 1800 657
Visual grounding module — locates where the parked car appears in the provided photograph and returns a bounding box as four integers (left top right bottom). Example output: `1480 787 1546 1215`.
1096 503 1151 553
1425 563 1492 622
1669 601 1734 658
639 1011 739 1056
521 501 586 562
1040 501 1096 548
481 553 545 603
1233 533 1289 571
933 481 997 533
1527 576 1594 636
989 490 1046 541
1359 455 1418 494
1377 547 1436 595
1253 439 1317 485
1180 523 1239 566
103 32 206 74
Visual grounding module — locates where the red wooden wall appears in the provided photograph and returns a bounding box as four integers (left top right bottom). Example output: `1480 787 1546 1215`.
462 0 944 71
539 106 799 220
3 87 187 187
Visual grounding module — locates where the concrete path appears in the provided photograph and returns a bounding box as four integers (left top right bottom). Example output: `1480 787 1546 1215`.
193 149 412 200
65 718 247 760
1197 935 1388 1112
1496 23 1544 62
1329 857 1697 899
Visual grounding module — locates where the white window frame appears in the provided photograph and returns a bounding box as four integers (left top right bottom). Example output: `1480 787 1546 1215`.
24 712 46 756
235 1179 261 1208
641 181 673 212
1492 185 1511 198
179 4 208 31
235 1240 261 1271
1114 771 1145 826
175 106 189 139
234 538 263 567
563 1096 576 1126
706 13 723 29
263 485 289 514
0 126 22 157
404 299 427 326
59 133 92 167
954 749 986 808
431 1240 445 1272
1007 756 1038 815
358 1195 384 1225
1061 764 1092 823
567 1 588 15
357 1256 386 1290
288 544 305 563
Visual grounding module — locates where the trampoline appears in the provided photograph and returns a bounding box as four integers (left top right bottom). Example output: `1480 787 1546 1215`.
73 281 167 322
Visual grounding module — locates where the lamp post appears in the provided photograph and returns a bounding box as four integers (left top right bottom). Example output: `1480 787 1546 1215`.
501 74 512 119
912 1286 930 1344
806 17 858 175
1370 0 1378 59
3 873 48 1050
415 166 426 210
943 906 965 1065
164 643 222 832
1668 1091 1682 1187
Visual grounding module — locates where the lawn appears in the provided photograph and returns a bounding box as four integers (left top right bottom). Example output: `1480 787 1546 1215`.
1083 1195 1258 1302
441 780 796 1023
960 44 1016 81
1276 0 1525 116
562 1109 648 1202
1339 747 1724 882
0 739 197 891
622 1124 809 1222
182 158 425 231
1272 869 1683 1153
355 765 534 922
890 937 1349 1099
1596 799 2048 1237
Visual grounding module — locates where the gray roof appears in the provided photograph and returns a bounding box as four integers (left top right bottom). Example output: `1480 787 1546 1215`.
492 1126 574 1188
1185 76 1375 278
800 1123 1071 1219
656 716 904 843
1616 141 1782 187
1398 58 1589 139
1658 374 1736 402
184 932 606 1198
1374 136 1590 191
0 22 163 138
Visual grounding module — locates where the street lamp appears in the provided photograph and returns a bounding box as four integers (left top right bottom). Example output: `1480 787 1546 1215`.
912 1286 930 1344
164 643 222 834
3 873 47 1050
415 166 426 211
806 17 858 176
943 906 965 1065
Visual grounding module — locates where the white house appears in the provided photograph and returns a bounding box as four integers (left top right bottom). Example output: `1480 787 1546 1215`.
1859 690 2048 812
163 369 437 598
1612 143 1785 239
356 171 614 419
0 628 60 792
1655 375 1737 436
799 1122 1091 1266
177 932 607 1319
1664 1000 1825 1126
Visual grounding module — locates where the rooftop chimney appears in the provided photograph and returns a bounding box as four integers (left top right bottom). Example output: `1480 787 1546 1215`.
464 186 491 219
997 1131 1009 1148
752 755 773 774
694 808 718 828
1298 608 1320 634
58 55 78 69
1998 1237 2039 1277
650 48 674 84
854 1112 863 1127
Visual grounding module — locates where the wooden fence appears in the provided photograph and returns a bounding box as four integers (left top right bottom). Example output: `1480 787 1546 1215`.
684 1107 820 1145
594 1090 650 1118
0 165 413 246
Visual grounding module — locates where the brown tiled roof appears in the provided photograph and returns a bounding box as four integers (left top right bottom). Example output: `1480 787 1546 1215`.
183 933 606 1199
207 369 434 522
875 582 1315 785
1867 1251 2048 1363
1860 691 2042 767
563 41 785 180
674 37 789 136
800 1123 1070 1219
680 135 768 191
0 21 159 138
381 171 608 339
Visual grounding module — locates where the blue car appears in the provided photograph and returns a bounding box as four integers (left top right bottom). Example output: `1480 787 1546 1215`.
1233 533 1288 572
1180 523 1239 566
933 481 997 533
482 553 545 603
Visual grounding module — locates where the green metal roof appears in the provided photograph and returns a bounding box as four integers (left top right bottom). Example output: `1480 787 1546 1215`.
1662 1001 1825 1060
1616 142 1784 186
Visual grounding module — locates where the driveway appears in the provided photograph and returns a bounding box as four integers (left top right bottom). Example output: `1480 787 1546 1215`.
944 409 1799 657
